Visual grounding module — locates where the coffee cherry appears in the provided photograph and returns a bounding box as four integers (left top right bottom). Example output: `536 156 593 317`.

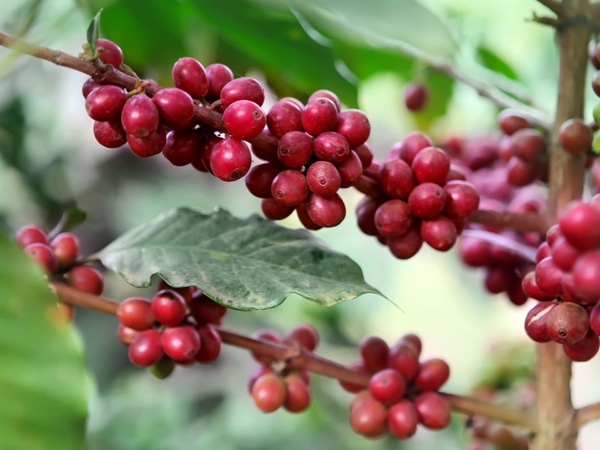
49 233 79 269
459 238 491 267
360 337 389 373
24 243 56 274
412 147 450 185
443 181 479 219
349 393 387 438
408 183 447 219
271 170 309 206
415 359 450 391
563 329 600 362
522 271 555 301
251 373 287 413
277 131 313 168
97 39 123 67
172 57 209 99
267 100 303 138
210 137 252 182
374 200 413 238
356 198 380 236
121 95 159 138
205 63 234 99
117 297 154 330
314 131 350 163
302 98 338 136
296 202 322 230
127 125 167 158
551 236 580 272
388 399 418 439
162 130 200 166
498 110 531 136
117 324 140 346
388 226 423 259
261 198 294 220
420 216 457 251
414 392 451 430
559 119 593 155
16 225 48 248
152 88 195 129
221 77 265 107
511 128 545 161
151 289 187 327
251 329 281 364
560 202 600 250
189 292 227 324
284 324 319 351
305 161 340 198
446 165 467 182
66 266 104 295
380 160 414 199
535 257 564 297
339 361 370 393
369 369 406 404
536 242 553 263
148 356 176 380
404 83 428 111
506 156 539 186
337 151 363 188
85 85 127 121
484 267 514 294
248 366 276 393
525 302 557 342
591 303 600 335
245 163 282 198
306 194 346 227
308 90 341 111
94 120 127 148
336 109 370 148
129 329 163 367
354 144 374 168
223 100 265 140
161 325 201 361
400 132 433 165
546 302 589 345
283 374 311 413
192 134 220 172
195 324 222 363
400 334 422 356
82 78 101 98
388 343 419 382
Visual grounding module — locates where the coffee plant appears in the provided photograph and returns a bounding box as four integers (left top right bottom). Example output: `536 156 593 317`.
4 0 600 448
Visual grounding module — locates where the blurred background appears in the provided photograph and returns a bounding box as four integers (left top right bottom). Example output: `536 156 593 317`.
1 0 600 448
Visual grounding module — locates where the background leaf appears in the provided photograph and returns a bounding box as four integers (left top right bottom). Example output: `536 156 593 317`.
97 208 383 310
86 9 102 54
0 233 91 450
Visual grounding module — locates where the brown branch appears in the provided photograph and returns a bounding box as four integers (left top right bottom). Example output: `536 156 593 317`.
575 402 600 428
469 209 550 234
537 0 567 16
445 394 535 429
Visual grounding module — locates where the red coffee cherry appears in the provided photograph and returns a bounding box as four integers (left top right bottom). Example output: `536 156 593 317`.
283 374 311 413
506 156 540 186
162 130 200 166
271 170 309 207
399 334 422 356
172 57 209 99
498 110 531 136
210 137 252 182
127 125 166 158
525 301 557 343
296 201 322 230
511 128 545 161
267 100 303 138
591 303 600 335
151 289 187 327
559 118 593 155
563 329 600 362
388 399 419 439
205 63 234 100
161 325 201 361
97 39 123 67
443 181 480 219
117 324 140 346
82 77 101 98
261 198 294 220
339 361 370 393
248 366 275 393
306 161 341 198
24 243 56 274
245 163 283 198
306 193 346 227
195 324 222 363
15 225 48 248
314 131 350 164
414 392 451 430
301 98 338 136
552 236 581 272
388 226 423 260
220 77 265 107
152 88 195 129
121 95 159 138
559 202 600 250
336 109 370 148
354 143 374 168
349 393 388 438
380 159 414 199
251 373 287 413
404 83 428 111
400 132 433 165
223 100 266 140
188 292 227 324
388 343 419 382
308 89 340 111
356 198 380 236
251 329 281 364
408 183 447 219
459 237 492 267
420 216 458 252
411 147 450 185
415 359 450 391
94 120 127 148
522 271 555 301
66 266 104 295
546 302 590 345
129 329 163 367
535 257 564 297
117 297 154 330
277 131 313 168
360 336 389 373
85 85 127 121
337 150 363 188
374 200 413 238
369 369 406 404
284 324 319 351
192 134 221 172
49 233 79 269
571 251 600 303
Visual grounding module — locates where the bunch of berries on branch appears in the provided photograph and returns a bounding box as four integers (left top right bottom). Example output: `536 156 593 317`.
117 280 226 378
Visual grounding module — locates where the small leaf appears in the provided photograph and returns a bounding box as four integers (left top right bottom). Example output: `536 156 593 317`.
49 209 88 238
475 45 521 82
96 208 383 310
86 9 103 55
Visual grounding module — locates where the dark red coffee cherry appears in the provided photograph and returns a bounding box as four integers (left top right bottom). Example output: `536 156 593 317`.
349 393 387 438
50 233 79 269
251 373 287 412
302 98 338 136
498 110 531 136
380 159 414 199
535 257 564 297
192 134 220 172
484 267 515 294
552 236 581 272
162 130 200 166
66 266 104 295
360 336 389 373
296 201 322 230
374 200 413 238
560 202 600 250
261 198 294 220
271 170 309 206
459 237 491 267
308 89 340 111
283 374 311 413
220 77 265 107
443 181 480 219
189 292 227 324
388 342 419 382
82 77 101 98
172 57 209 99
411 147 450 185
15 225 48 248
284 324 319 351
151 289 187 327
277 131 313 168
24 243 56 274
525 301 557 343
408 183 447 219
306 193 346 227
245 163 282 198
388 226 423 260
420 216 458 252
195 324 222 363
399 132 433 165
267 99 303 138
97 39 123 67
85 85 127 121
356 198 380 236
337 150 363 188
314 131 350 163
563 329 600 362
118 324 140 346
511 128 545 161
210 137 252 182
223 100 265 140
388 399 418 439
152 87 195 129
128 329 163 367
369 369 406 404
400 334 422 356
121 95 159 138
336 109 370 148
205 63 234 100
94 120 127 148
161 325 201 361
506 156 540 186
414 392 451 430
306 161 341 198
559 118 593 155
127 125 166 158
354 143 374 168
415 359 450 391
117 297 154 330
404 83 428 111
546 302 589 345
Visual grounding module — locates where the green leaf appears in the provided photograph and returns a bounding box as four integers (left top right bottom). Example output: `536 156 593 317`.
86 9 103 54
49 209 88 238
475 45 521 82
0 233 91 450
96 208 383 310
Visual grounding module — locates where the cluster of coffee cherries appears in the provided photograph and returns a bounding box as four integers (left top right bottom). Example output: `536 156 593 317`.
356 132 480 258
523 196 600 361
340 334 451 440
117 280 226 378
404 83 429 112
247 325 318 413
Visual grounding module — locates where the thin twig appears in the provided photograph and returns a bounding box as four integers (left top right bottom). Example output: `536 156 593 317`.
468 209 550 234
536 0 567 16
575 402 600 428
